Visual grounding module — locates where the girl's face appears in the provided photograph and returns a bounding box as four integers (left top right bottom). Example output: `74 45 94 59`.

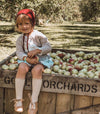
16 15 33 35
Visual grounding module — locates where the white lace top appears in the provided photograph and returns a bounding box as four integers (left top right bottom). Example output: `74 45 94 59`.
16 30 52 60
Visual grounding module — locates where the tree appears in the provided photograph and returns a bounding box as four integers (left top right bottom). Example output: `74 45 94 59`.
79 0 100 21
0 0 100 23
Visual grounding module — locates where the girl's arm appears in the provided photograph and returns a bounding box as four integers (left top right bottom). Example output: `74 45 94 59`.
39 37 52 55
28 31 51 57
28 49 42 58
36 31 52 55
16 36 27 60
27 37 51 58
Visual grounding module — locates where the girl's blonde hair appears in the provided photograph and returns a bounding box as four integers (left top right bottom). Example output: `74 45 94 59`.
16 14 34 28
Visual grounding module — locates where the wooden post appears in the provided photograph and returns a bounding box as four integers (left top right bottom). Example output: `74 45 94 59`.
93 96 100 106
74 95 93 109
0 88 4 114
56 94 74 114
38 92 56 114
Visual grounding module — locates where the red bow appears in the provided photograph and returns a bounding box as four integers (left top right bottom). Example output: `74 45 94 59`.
17 9 35 25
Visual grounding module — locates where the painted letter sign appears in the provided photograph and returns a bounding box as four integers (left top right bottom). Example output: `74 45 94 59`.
0 72 100 97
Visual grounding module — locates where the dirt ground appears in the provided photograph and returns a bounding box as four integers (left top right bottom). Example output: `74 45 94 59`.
0 21 100 62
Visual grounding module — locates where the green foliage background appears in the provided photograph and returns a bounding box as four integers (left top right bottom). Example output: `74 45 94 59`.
0 0 100 23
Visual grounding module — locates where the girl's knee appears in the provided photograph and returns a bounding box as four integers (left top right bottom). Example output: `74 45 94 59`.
18 63 29 73
31 64 44 75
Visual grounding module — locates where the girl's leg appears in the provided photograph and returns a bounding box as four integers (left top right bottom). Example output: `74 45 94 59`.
31 64 44 103
28 64 44 114
15 63 30 112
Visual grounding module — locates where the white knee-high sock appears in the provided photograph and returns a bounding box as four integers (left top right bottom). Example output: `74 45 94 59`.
15 78 25 100
32 78 42 103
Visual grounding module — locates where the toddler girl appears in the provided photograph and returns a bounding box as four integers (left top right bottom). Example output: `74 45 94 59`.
15 9 53 114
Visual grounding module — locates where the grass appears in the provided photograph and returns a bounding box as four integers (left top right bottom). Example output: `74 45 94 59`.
36 22 100 50
0 21 100 61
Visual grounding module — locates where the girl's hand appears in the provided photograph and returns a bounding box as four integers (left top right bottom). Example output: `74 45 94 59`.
26 56 39 64
28 50 35 58
28 49 42 58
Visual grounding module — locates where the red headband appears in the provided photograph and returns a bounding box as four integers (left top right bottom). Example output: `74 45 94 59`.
17 9 35 26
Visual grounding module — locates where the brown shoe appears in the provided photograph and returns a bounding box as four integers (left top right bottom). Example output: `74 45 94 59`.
28 102 38 114
28 93 38 114
11 99 24 112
